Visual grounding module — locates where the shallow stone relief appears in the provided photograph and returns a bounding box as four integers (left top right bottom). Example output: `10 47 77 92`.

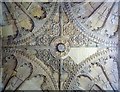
0 1 119 91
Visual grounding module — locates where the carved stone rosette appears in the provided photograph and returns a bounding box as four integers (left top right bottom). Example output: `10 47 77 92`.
0 1 119 91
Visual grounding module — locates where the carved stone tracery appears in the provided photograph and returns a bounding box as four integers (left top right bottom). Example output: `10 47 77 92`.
1 1 119 91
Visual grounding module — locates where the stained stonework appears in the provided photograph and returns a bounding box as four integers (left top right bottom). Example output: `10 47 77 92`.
0 1 119 91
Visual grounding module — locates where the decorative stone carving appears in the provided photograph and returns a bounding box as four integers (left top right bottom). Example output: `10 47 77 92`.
1 2 119 91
